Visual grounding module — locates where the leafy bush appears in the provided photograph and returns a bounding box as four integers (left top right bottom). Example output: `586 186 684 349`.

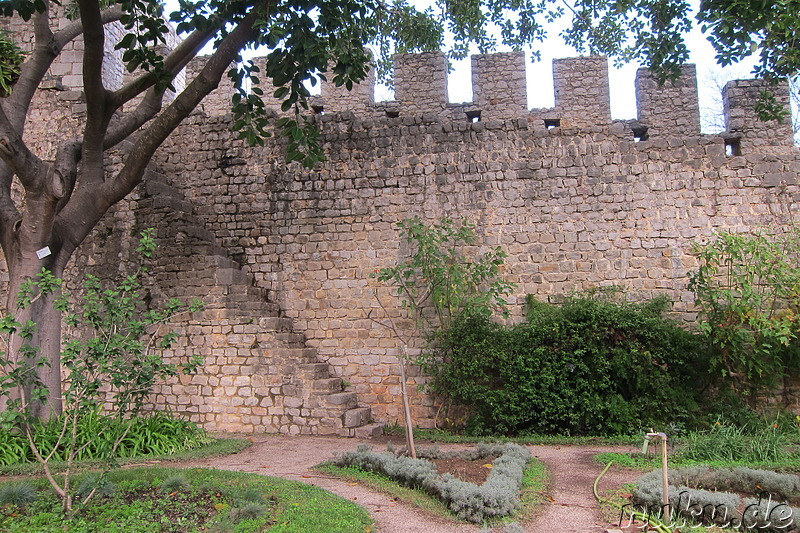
0 229 202 515
426 292 711 435
334 443 530 523
689 227 800 403
0 30 23 97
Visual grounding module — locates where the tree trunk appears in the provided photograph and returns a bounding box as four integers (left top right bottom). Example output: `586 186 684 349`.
4 249 66 419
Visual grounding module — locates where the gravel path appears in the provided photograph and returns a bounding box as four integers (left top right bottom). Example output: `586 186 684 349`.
178 435 638 532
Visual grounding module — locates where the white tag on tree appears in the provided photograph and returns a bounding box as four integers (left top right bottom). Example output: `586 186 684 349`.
36 246 51 259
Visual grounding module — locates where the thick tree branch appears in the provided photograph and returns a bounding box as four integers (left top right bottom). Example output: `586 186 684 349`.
5 7 125 132
110 25 218 110
0 165 20 249
0 105 49 192
56 8 264 250
77 0 112 167
33 2 54 47
104 89 164 150
52 141 82 214
107 9 263 201
53 7 125 51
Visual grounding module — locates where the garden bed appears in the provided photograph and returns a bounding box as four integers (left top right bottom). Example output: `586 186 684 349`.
331 442 531 523
0 466 373 533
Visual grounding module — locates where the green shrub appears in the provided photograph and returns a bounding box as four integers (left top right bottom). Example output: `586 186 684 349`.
426 293 711 436
334 443 530 523
0 411 210 465
689 227 800 403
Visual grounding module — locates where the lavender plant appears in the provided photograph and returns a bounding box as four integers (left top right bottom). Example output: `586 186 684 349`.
334 442 530 523
632 466 800 531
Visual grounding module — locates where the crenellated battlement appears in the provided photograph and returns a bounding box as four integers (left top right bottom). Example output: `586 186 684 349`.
3 9 794 150
188 49 793 150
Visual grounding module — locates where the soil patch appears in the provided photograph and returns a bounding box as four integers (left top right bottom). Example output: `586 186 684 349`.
431 457 494 485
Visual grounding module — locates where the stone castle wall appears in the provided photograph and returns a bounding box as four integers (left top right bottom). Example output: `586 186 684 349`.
4 16 800 431
150 51 800 427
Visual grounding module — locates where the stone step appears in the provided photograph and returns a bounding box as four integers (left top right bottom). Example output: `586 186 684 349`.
324 391 358 409
313 377 344 393
216 267 250 286
343 407 371 428
257 316 294 332
145 178 184 199
298 363 331 379
210 254 239 269
354 423 384 439
152 194 194 214
286 347 319 361
226 301 272 312
274 332 305 344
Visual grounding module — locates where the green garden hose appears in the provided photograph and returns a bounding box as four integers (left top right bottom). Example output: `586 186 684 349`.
593 461 673 533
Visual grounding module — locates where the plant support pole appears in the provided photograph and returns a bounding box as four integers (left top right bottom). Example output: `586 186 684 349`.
644 431 670 519
399 345 416 458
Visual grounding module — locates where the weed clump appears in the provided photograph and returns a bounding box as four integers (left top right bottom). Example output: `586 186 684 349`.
160 474 190 493
75 475 116 499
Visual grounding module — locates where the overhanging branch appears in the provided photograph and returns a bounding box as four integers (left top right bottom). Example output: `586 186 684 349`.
55 7 264 248
109 25 218 110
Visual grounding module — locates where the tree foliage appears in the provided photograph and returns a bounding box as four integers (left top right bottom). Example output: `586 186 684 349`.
689 227 800 402
374 216 514 334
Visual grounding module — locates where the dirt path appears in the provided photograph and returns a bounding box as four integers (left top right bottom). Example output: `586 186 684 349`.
179 435 638 532
525 445 633 533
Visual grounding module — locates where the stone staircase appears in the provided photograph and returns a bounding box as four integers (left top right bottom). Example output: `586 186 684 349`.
134 168 382 437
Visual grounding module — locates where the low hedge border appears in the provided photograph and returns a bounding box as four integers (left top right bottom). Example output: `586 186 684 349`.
333 442 530 523
632 466 800 531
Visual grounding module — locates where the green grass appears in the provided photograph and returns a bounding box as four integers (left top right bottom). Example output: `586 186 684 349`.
0 437 251 477
595 424 800 472
518 456 549 512
316 457 548 525
315 462 453 518
386 425 640 446
0 467 373 533
594 450 800 472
